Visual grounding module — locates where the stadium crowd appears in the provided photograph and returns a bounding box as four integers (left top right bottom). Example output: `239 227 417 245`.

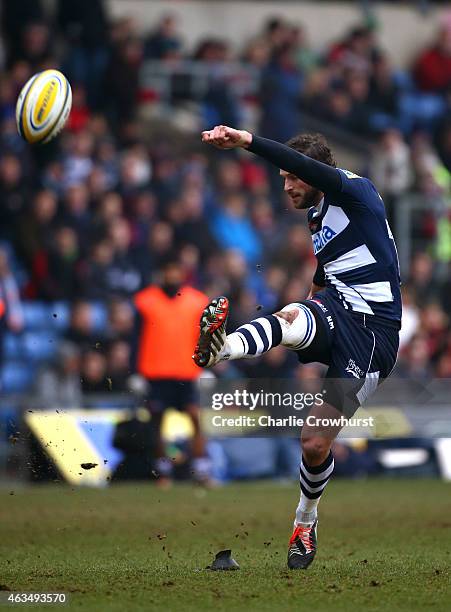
0 0 451 404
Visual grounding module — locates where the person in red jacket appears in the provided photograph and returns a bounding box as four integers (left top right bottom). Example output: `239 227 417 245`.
134 256 210 484
413 24 451 93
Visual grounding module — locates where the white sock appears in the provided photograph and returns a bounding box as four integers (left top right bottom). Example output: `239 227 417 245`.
295 496 319 526
220 332 246 360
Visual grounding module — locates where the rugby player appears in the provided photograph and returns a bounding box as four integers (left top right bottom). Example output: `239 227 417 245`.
194 125 401 569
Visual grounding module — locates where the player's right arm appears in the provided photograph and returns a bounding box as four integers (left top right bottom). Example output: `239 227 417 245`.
201 125 342 193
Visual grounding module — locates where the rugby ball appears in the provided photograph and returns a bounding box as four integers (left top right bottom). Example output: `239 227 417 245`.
16 69 72 144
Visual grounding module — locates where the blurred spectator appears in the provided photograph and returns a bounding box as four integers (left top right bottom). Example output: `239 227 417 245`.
0 247 23 380
61 183 92 245
15 189 58 267
399 287 420 351
79 239 116 300
58 0 109 109
106 339 132 392
16 22 53 71
420 302 449 359
370 129 411 198
133 257 210 483
369 128 411 224
66 85 92 133
65 301 100 349
243 38 270 70
92 192 123 236
105 31 143 123
321 86 354 131
106 217 142 296
396 334 433 379
435 113 451 173
1 0 45 67
80 349 110 393
119 147 152 198
144 14 182 60
215 158 243 196
28 226 80 301
408 252 441 306
344 69 372 133
368 53 401 117
106 299 134 343
111 410 155 481
129 192 156 248
259 45 303 142
95 138 119 188
211 193 262 263
291 24 320 74
263 17 291 54
63 131 95 187
0 153 28 242
272 224 314 277
250 197 278 249
413 21 451 93
195 38 241 127
440 263 451 314
143 221 175 276
437 352 451 378
328 25 377 74
150 153 180 206
173 188 218 257
34 341 82 408
0 247 24 334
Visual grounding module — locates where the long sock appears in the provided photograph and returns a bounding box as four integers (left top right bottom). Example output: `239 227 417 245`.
224 315 283 359
295 451 334 525
223 304 316 361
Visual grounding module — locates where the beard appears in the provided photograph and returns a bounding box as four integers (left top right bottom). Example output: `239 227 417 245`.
292 186 323 210
161 282 181 297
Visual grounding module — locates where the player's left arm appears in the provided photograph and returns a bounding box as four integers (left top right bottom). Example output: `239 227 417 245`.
201 125 342 193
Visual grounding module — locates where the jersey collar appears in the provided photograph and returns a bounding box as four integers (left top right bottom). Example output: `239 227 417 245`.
311 197 325 218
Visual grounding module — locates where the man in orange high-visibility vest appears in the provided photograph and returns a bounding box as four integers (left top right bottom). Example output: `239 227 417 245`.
134 257 211 484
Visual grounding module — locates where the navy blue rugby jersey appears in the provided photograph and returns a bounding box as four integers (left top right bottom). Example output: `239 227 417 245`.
308 169 401 321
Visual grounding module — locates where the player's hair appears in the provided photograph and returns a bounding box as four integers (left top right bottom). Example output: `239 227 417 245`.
285 133 336 167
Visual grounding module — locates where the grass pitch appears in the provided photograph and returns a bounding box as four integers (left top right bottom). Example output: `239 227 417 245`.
1 479 450 611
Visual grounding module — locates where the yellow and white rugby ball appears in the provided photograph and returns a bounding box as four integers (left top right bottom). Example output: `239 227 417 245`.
16 69 72 144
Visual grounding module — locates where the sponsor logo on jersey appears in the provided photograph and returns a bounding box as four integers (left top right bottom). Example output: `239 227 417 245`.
312 226 337 254
345 358 365 379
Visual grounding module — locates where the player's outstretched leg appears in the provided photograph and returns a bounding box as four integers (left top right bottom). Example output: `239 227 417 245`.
193 298 316 368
